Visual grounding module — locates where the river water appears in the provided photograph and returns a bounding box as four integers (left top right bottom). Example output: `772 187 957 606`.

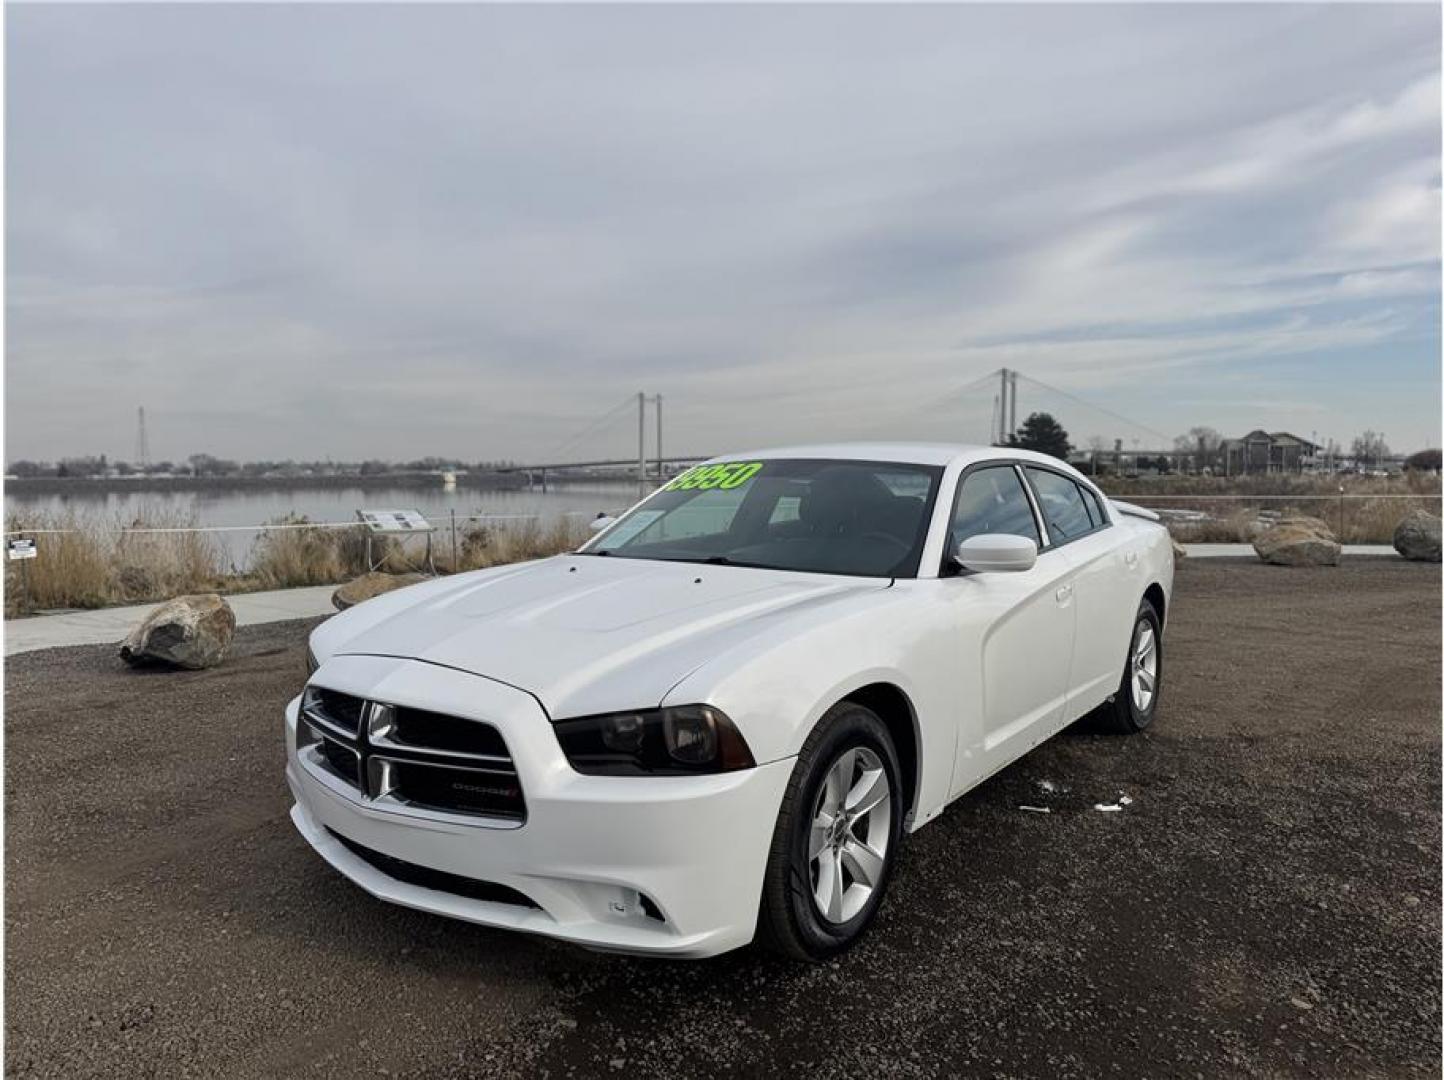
4 481 645 569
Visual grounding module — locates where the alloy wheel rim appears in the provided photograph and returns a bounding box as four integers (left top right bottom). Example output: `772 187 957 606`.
808 747 891 925
1130 620 1158 712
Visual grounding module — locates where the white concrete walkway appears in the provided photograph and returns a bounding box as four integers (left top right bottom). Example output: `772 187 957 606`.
1 545 1403 657
4 585 336 657
1185 543 1397 558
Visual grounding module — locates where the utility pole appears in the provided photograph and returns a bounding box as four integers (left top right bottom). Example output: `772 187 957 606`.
134 406 151 470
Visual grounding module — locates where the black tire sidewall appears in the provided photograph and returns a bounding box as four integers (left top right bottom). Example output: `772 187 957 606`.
780 704 904 957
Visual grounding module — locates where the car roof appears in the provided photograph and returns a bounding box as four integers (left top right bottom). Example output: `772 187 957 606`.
702 442 1072 470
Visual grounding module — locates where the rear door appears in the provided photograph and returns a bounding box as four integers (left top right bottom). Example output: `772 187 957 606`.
944 465 1078 795
1022 467 1138 718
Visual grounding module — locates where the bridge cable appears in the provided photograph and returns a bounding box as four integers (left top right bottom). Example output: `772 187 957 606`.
1014 373 1173 445
543 394 638 464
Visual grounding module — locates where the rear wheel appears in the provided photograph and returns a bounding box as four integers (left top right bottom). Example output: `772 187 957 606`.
1099 599 1163 734
756 701 903 960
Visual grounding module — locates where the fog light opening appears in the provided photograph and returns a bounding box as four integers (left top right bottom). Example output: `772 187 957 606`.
638 893 665 923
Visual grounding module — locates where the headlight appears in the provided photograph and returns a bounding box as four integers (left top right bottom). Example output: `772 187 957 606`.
553 705 755 776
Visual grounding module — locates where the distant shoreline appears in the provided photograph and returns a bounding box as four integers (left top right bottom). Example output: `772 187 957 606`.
0 472 612 498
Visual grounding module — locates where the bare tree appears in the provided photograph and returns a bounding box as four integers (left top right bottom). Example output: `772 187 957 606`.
1174 426 1222 472
1350 431 1391 468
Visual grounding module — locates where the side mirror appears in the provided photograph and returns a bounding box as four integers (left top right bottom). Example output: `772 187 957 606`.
953 533 1037 573
588 514 617 533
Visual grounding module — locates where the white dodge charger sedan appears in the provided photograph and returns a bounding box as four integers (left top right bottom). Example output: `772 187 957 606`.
287 444 1173 959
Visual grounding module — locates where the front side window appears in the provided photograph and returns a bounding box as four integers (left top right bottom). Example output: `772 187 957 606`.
584 458 944 578
950 467 1041 548
1024 467 1094 543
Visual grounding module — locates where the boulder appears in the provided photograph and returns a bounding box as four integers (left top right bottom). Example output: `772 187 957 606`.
1171 539 1187 561
1238 518 1270 543
1273 514 1335 535
1392 509 1442 562
332 571 427 611
1252 523 1341 567
120 593 236 670
1241 514 1333 544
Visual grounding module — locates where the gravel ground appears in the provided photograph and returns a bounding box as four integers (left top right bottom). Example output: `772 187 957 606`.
6 558 1440 1078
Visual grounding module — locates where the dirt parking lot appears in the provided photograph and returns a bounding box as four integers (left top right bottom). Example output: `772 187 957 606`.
6 558 1440 1078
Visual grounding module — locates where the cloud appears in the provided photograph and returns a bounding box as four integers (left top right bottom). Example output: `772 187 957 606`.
5 3 1440 462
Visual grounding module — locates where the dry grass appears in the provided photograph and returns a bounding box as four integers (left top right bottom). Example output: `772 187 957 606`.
1097 474 1441 545
245 516 359 589
1158 496 1440 544
4 507 228 616
3 509 588 616
445 516 590 572
1098 473 1442 498
246 514 589 584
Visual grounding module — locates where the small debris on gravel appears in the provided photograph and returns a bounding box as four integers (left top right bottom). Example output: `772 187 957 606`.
1092 794 1134 812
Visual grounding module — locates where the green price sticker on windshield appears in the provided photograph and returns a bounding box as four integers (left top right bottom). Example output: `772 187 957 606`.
664 461 764 491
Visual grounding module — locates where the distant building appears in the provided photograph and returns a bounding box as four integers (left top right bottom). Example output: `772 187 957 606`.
1222 430 1320 474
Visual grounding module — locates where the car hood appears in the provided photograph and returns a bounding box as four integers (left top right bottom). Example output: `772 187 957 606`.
329 555 889 718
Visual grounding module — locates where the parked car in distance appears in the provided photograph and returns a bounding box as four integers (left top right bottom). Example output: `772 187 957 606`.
287 444 1174 959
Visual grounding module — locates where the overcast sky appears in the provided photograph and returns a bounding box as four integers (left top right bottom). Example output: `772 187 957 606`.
7 3 1440 464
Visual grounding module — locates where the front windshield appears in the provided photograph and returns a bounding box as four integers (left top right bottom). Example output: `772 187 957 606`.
581 458 944 578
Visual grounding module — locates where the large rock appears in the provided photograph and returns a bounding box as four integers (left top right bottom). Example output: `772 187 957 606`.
1240 514 1334 544
1252 523 1341 567
1273 514 1335 535
1393 509 1442 562
1171 539 1187 561
332 571 427 611
120 593 236 669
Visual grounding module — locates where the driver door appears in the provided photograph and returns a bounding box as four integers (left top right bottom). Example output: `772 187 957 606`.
945 465 1078 796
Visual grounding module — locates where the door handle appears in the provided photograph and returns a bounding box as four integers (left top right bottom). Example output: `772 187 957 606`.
1055 584 1073 604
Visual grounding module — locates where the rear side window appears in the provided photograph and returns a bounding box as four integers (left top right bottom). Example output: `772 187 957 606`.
1024 467 1094 543
1081 486 1109 527
951 467 1041 547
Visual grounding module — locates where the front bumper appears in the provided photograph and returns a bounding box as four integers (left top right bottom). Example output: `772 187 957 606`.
285 655 793 957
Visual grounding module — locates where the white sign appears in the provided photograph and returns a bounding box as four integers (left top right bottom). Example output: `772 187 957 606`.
7 538 37 561
357 509 434 534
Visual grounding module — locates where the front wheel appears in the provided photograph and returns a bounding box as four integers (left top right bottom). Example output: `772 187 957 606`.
1099 598 1163 733
756 702 904 960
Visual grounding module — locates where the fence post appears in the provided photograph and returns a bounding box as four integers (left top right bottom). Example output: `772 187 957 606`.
1337 486 1345 541
20 548 31 616
450 509 458 573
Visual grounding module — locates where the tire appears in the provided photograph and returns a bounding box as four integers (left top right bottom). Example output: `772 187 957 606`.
756 701 904 961
1098 598 1163 734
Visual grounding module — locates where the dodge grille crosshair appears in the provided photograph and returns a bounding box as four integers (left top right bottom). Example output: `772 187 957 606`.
297 687 526 826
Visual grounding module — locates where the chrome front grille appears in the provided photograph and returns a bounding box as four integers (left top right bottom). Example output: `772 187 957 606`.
297 686 526 827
